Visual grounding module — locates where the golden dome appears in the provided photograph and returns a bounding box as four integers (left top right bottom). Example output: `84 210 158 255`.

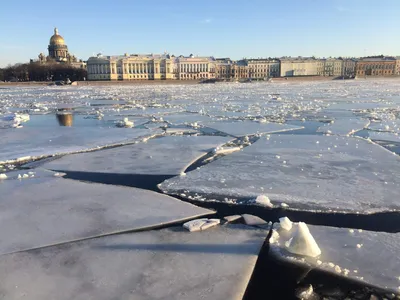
49 28 65 45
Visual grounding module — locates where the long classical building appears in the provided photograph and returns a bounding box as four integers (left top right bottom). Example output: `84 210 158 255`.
87 53 216 81
86 52 400 81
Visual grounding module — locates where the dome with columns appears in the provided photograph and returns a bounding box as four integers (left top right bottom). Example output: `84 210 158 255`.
49 28 65 45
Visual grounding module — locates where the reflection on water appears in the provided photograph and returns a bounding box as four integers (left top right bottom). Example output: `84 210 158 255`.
56 113 73 127
56 108 74 127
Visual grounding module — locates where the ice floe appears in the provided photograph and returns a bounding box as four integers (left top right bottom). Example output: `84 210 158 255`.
270 221 400 294
160 134 400 213
0 127 161 163
0 171 213 255
203 120 304 137
42 136 231 175
317 118 370 135
0 224 267 300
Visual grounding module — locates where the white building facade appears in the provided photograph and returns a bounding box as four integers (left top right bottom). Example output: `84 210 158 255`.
280 58 319 77
242 59 280 79
87 53 215 81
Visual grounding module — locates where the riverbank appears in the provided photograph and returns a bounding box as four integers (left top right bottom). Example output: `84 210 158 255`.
2 75 400 87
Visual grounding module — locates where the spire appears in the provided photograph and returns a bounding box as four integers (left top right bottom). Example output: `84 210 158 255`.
54 27 58 35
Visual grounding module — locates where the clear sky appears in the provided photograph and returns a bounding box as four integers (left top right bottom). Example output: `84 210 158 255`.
0 0 399 67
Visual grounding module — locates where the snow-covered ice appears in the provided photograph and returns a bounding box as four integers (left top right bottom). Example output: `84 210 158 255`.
0 127 161 163
160 134 400 213
203 120 303 137
42 136 231 175
183 218 220 232
367 131 400 143
317 118 370 135
0 224 267 300
0 172 213 255
270 222 400 294
242 214 268 226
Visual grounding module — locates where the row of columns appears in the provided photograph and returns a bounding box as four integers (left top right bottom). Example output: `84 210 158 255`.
88 64 112 74
180 63 209 73
123 63 156 74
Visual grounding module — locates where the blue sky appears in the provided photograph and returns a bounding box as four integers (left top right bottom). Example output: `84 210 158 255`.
0 0 399 67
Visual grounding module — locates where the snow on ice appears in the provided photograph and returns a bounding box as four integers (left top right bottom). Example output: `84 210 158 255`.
42 136 232 175
270 220 400 294
317 118 370 135
0 171 213 255
0 224 267 300
160 134 400 213
0 127 161 163
203 120 303 137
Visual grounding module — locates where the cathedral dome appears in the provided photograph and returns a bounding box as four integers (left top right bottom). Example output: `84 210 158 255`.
49 28 65 45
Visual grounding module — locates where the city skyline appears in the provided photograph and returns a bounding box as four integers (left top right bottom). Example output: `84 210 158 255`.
1 0 400 67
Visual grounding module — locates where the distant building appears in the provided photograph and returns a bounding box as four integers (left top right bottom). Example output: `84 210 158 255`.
395 57 400 75
177 54 216 80
32 28 86 68
318 58 343 76
214 58 250 80
232 60 250 80
240 58 279 79
87 53 216 81
280 57 319 77
342 59 357 77
355 57 396 76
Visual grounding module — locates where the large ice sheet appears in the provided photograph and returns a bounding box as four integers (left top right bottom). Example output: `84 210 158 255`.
0 127 160 163
162 113 214 125
367 131 400 143
270 222 400 294
0 175 213 255
42 136 232 175
0 224 267 300
203 120 303 137
160 135 400 213
368 119 400 133
317 118 370 135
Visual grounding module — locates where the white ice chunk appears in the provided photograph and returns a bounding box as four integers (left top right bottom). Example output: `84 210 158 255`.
224 215 242 223
0 174 7 180
279 217 293 231
116 117 134 128
200 219 221 230
295 284 314 300
254 195 273 207
165 127 199 135
213 146 241 155
242 214 268 226
269 229 280 244
285 222 321 258
183 218 220 231
183 219 208 232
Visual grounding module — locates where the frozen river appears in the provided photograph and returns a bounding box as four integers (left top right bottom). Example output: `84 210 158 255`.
1 79 400 299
